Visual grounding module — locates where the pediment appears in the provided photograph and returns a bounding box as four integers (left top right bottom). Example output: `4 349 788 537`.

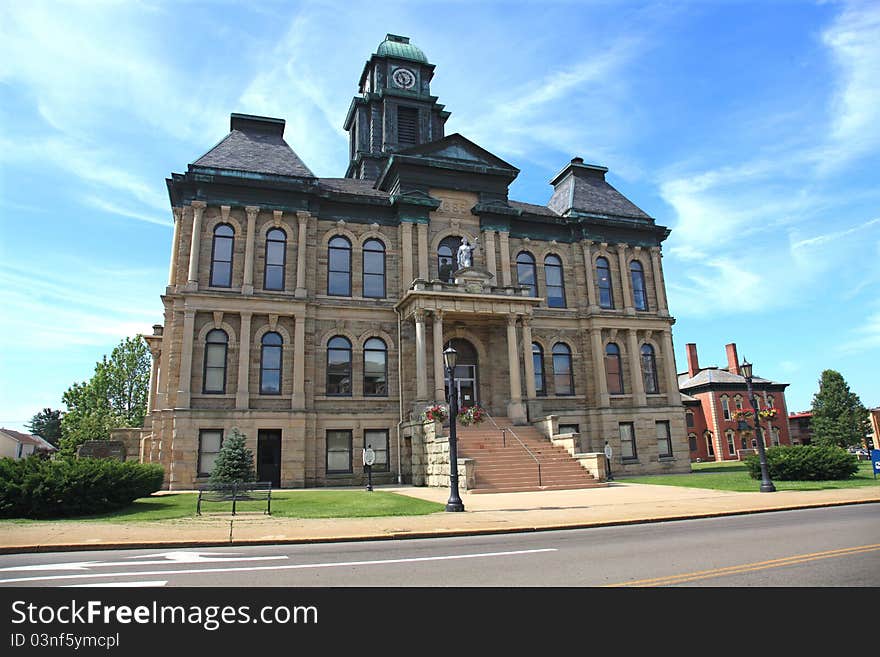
397 134 519 173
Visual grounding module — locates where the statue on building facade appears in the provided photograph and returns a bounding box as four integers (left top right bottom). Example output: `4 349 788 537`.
456 236 478 270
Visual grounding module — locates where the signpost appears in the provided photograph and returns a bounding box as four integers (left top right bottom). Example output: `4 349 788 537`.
871 450 880 480
363 445 376 492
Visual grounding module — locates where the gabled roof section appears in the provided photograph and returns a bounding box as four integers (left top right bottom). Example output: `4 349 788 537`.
395 133 519 174
548 157 651 220
677 368 780 390
0 428 56 451
191 113 315 179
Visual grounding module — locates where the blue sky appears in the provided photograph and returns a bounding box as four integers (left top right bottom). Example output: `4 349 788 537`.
1 0 878 431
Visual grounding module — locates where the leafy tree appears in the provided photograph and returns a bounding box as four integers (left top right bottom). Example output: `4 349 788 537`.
810 370 870 449
59 336 151 457
208 429 256 484
25 408 63 447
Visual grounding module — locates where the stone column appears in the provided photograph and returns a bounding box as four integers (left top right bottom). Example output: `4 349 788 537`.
506 314 526 423
400 221 414 291
591 328 609 406
414 310 428 400
651 247 669 315
628 329 646 406
498 231 511 286
187 202 206 289
176 309 196 408
292 314 306 410
482 229 497 281
295 211 309 298
236 311 252 409
521 316 536 399
416 223 428 281
617 242 634 314
242 206 259 294
432 311 446 401
168 207 183 287
147 348 160 413
582 240 598 310
662 330 681 405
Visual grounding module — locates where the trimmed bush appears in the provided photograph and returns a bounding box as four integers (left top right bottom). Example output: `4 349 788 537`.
744 445 858 481
0 456 165 519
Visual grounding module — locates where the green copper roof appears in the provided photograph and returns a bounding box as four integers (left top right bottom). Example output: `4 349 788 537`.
377 34 427 63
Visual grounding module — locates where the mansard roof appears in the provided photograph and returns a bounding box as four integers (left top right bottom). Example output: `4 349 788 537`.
548 157 651 220
678 368 783 390
192 114 315 179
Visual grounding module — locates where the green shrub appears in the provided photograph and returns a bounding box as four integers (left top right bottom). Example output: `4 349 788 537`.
0 456 165 519
744 445 858 481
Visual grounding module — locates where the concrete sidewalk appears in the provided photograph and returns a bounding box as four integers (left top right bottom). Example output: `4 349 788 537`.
1 483 878 554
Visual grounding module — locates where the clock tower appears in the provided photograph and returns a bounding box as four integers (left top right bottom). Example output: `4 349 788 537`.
344 34 451 180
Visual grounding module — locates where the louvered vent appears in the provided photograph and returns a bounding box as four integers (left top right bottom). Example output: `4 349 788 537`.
397 107 418 146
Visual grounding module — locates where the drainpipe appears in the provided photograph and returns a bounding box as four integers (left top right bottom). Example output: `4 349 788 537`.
395 306 405 484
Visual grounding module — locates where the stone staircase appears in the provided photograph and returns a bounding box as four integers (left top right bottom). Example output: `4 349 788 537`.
456 416 606 493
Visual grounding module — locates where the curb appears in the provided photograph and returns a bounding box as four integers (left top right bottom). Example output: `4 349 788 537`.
1 498 877 555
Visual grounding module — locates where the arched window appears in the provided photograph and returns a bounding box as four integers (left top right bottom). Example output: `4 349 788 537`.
532 343 546 396
767 395 775 408
726 430 736 457
705 431 715 457
544 254 566 307
516 252 537 297
264 228 286 291
552 342 574 395
363 337 387 396
203 329 228 393
326 336 352 396
641 344 659 394
630 260 648 310
596 257 614 309
771 426 781 446
363 239 386 298
210 224 234 287
437 236 461 283
734 394 743 410
721 395 731 420
686 410 695 428
605 343 624 395
688 433 698 452
259 332 283 394
328 236 351 296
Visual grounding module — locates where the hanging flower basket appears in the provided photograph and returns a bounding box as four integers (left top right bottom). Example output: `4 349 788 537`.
457 405 486 426
421 404 447 423
758 408 778 420
731 409 753 421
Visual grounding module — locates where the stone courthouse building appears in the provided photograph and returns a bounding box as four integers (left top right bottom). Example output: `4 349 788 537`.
139 34 690 490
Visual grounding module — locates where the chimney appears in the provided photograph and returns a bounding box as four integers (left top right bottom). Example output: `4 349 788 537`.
686 343 700 378
726 343 740 375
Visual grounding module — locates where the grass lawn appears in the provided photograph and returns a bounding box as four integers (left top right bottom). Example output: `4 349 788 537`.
0 490 444 524
619 460 880 492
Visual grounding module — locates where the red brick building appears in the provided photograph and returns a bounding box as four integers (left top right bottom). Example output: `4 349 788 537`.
787 411 813 446
678 342 792 462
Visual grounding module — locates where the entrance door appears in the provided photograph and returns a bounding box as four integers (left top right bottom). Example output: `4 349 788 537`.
257 430 282 488
445 339 478 407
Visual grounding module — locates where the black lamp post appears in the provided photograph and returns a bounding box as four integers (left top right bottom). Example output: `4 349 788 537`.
443 345 465 512
740 359 776 493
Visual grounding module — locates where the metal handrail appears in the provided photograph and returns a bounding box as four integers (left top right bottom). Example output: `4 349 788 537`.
483 411 542 487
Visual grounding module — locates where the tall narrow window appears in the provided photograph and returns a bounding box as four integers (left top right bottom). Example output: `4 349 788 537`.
363 338 388 396
686 410 695 428
772 426 781 446
767 395 775 408
198 429 223 477
705 431 715 457
605 343 624 395
203 329 228 393
328 236 352 296
688 434 698 452
362 239 386 298
516 252 537 297
596 257 614 309
544 254 566 307
552 343 574 395
657 421 673 458
734 394 743 410
630 260 648 310
437 236 461 283
264 228 286 290
721 395 731 421
326 430 352 474
397 106 419 147
641 344 659 394
210 224 234 287
364 429 389 472
726 430 736 457
532 342 546 396
619 422 637 460
260 332 283 395
326 336 352 396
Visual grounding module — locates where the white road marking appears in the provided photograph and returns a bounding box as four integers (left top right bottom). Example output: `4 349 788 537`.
1 552 287 572
0 548 558 585
63 581 168 587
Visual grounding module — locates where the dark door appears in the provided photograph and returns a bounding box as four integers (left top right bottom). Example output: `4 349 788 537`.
257 430 282 488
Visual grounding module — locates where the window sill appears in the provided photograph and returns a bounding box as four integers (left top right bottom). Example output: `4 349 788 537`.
658 456 676 462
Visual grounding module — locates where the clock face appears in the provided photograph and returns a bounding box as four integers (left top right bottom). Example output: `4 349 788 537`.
392 67 416 90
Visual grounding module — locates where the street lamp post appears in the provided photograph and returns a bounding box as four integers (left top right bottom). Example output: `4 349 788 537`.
443 345 465 512
740 359 776 493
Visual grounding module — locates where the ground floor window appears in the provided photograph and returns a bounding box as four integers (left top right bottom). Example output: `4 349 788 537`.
364 429 389 472
656 421 673 458
198 429 223 477
688 433 698 452
705 431 715 457
726 430 736 457
619 422 637 460
558 424 579 435
326 430 352 474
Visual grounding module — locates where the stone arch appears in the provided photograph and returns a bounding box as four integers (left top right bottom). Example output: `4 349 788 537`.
429 227 479 254
318 328 359 349
358 230 389 249
254 322 292 345
205 213 243 236
356 329 396 351
259 219 294 240
321 226 359 249
197 320 238 346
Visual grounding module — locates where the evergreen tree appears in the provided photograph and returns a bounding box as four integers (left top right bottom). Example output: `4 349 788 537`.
26 408 63 447
810 370 869 449
208 429 256 484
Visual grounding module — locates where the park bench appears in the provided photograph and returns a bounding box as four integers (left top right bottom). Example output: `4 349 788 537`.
196 481 272 516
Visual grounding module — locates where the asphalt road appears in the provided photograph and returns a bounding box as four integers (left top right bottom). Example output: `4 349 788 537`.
1 504 877 587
